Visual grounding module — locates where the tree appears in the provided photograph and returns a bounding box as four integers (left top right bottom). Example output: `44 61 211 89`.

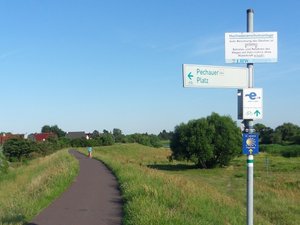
41 125 66 138
92 130 100 138
113 128 124 143
274 123 300 143
253 123 274 144
158 130 174 140
103 129 110 134
170 113 241 168
99 133 115 146
41 125 51 133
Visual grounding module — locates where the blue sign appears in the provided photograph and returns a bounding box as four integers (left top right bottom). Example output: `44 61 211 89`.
243 133 259 155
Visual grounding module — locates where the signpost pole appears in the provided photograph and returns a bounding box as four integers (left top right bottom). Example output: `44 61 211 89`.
245 8 254 225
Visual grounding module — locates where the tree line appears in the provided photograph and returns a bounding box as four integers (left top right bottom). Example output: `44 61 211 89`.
1 118 299 173
0 126 173 165
254 122 300 145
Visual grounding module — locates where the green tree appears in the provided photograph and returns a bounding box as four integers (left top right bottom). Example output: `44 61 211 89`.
170 113 241 168
158 130 174 140
99 133 115 146
92 130 100 138
253 123 274 144
41 125 51 133
113 128 124 143
41 125 66 138
274 123 300 143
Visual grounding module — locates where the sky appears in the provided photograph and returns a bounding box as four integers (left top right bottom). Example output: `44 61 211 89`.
1 0 300 135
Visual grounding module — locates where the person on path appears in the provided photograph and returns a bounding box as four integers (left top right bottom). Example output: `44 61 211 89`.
87 146 93 158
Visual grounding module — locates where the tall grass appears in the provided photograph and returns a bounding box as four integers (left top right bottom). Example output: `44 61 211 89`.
0 149 79 225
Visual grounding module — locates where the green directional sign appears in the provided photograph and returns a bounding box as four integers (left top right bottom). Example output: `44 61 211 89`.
182 64 249 89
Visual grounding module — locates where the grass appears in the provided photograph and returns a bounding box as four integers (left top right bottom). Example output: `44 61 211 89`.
80 143 300 225
0 149 79 225
261 144 300 157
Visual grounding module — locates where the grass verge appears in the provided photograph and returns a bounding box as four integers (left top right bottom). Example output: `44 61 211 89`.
0 149 79 225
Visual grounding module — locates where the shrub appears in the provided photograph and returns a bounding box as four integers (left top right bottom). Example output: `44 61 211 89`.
280 146 300 158
3 139 33 162
125 133 162 148
170 113 242 168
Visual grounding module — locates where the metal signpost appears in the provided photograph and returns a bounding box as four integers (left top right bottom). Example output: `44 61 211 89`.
245 10 255 225
227 9 276 225
183 9 277 225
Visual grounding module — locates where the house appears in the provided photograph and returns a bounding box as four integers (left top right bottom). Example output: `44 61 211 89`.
66 131 90 140
0 133 24 145
27 133 57 142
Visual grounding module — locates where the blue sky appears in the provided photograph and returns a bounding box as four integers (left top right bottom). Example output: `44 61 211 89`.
1 0 300 135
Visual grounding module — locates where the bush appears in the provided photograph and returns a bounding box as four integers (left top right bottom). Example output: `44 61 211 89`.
125 133 162 148
280 145 300 158
99 133 115 146
170 113 242 168
70 138 89 147
2 137 71 162
3 139 33 162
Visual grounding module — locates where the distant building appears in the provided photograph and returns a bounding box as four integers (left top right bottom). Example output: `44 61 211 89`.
27 133 57 142
0 133 24 145
66 131 85 139
66 131 89 140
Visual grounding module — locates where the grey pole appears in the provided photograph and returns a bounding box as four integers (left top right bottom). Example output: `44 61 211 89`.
245 8 254 225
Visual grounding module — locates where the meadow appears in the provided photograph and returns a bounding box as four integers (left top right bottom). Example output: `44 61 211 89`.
80 143 300 225
0 144 299 225
0 149 78 225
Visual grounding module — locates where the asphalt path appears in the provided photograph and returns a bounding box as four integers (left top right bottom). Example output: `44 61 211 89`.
28 150 123 225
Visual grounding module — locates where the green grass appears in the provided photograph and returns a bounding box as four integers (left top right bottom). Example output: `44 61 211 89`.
0 149 79 225
80 143 300 225
261 144 300 157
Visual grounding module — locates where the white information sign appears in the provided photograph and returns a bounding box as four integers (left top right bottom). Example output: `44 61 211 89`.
242 88 263 120
182 64 248 89
225 32 277 63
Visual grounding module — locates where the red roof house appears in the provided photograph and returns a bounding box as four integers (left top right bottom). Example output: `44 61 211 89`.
27 133 57 142
0 133 24 145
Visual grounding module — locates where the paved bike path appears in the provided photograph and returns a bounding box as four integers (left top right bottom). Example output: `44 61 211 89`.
29 150 123 225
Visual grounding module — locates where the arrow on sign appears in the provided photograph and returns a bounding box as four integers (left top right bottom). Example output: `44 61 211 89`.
187 72 193 80
254 110 261 117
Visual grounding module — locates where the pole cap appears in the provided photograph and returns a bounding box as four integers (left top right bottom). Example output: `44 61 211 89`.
247 9 254 13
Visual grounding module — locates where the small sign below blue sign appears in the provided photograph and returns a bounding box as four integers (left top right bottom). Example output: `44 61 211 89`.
243 133 259 155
